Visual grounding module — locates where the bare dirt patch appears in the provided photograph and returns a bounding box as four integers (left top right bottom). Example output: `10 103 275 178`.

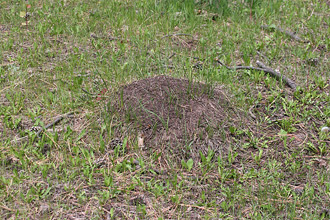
108 75 250 163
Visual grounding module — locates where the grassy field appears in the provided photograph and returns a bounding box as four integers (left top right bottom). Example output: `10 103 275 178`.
1 0 330 219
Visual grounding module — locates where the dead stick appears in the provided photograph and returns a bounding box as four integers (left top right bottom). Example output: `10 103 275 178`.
256 60 297 90
81 88 97 96
36 112 74 136
0 204 14 212
168 53 176 59
261 25 309 43
11 112 75 144
217 60 297 90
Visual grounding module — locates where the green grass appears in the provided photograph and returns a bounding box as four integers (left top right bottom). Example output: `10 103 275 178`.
1 0 330 219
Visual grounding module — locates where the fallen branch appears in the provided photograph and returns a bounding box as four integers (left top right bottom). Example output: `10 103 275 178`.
36 112 74 136
11 112 75 144
217 60 297 90
261 25 309 43
256 60 297 90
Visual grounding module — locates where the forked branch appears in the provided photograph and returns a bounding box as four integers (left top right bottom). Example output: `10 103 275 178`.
217 60 297 90
261 25 309 43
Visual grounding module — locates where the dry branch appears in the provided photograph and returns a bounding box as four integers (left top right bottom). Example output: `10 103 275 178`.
256 61 297 90
36 112 74 136
11 112 75 144
217 60 297 90
261 25 309 43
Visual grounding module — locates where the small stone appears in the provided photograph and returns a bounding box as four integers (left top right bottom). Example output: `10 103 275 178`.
293 187 304 195
321 127 330 133
39 204 50 214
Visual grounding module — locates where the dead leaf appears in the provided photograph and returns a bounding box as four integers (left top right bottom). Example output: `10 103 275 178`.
19 11 26 18
21 21 30 26
138 132 145 149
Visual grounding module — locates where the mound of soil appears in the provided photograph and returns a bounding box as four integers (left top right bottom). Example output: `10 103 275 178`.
108 75 246 162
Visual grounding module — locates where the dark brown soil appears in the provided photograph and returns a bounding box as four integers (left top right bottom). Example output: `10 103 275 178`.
108 75 249 163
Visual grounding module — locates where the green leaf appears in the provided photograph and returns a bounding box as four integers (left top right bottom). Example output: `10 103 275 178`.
187 158 193 171
181 159 187 168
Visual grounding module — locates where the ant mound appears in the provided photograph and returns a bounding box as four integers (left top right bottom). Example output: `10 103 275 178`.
108 75 248 163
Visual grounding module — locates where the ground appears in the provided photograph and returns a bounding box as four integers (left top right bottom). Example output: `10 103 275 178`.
0 0 330 219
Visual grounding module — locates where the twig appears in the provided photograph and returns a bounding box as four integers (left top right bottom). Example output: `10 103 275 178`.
307 8 315 21
163 65 174 69
81 88 97 96
168 53 176 59
256 60 297 90
179 203 214 212
161 33 193 39
249 105 256 119
0 204 14 212
36 112 75 136
261 25 309 43
11 112 75 144
217 60 297 90
109 36 126 41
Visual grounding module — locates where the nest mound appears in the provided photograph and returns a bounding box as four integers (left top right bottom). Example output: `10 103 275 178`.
109 75 246 162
